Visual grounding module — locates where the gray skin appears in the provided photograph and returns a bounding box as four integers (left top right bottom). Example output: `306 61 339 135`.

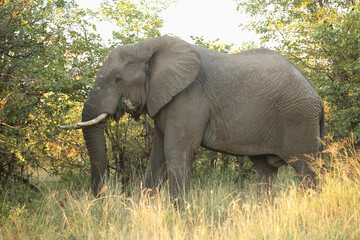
81 36 325 200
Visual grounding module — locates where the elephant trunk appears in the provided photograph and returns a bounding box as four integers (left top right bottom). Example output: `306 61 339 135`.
82 102 108 197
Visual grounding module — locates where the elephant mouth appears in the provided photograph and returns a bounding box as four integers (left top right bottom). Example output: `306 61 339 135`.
60 113 109 129
114 98 141 121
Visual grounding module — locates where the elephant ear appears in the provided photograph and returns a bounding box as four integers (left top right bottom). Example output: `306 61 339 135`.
143 37 201 117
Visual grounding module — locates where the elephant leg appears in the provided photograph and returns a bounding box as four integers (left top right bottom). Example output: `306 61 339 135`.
164 142 196 208
163 124 203 209
249 155 279 194
288 154 316 189
160 95 208 208
143 126 166 193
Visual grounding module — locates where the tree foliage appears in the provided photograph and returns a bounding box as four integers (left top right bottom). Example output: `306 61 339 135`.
0 0 85 187
236 0 360 146
0 0 171 191
99 0 172 45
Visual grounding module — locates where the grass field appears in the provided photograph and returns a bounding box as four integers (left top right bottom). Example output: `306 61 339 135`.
1 138 359 239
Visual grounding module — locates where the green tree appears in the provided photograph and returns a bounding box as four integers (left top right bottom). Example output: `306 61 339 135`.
0 0 177 208
0 0 108 190
236 0 360 146
0 0 175 190
99 0 173 45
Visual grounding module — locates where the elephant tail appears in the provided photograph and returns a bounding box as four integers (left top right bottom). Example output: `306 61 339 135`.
319 104 326 161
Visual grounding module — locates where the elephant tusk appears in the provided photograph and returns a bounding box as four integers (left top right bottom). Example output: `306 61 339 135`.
60 113 109 129
60 124 82 129
77 113 109 127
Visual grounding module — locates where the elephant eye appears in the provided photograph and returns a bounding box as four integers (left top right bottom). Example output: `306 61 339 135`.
115 77 122 83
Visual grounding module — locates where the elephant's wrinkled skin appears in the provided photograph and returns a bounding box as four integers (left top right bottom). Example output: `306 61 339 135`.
79 36 325 200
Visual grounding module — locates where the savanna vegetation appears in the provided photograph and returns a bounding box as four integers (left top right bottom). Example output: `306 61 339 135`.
1 0 359 239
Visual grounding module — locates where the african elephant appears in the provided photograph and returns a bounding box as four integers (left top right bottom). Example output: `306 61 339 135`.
62 36 325 201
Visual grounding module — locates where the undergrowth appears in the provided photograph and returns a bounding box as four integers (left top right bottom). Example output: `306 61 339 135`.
1 138 359 239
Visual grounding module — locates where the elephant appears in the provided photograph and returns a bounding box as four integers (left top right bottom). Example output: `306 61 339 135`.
61 36 325 202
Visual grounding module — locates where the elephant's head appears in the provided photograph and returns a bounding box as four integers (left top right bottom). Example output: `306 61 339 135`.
70 37 201 196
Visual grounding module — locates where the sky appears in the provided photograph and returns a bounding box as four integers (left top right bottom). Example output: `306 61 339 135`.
75 0 259 45
160 0 258 44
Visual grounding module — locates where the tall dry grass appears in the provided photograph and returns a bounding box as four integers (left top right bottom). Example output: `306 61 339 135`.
1 137 360 239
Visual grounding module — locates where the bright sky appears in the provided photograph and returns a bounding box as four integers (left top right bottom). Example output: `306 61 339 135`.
161 0 258 44
76 0 259 45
